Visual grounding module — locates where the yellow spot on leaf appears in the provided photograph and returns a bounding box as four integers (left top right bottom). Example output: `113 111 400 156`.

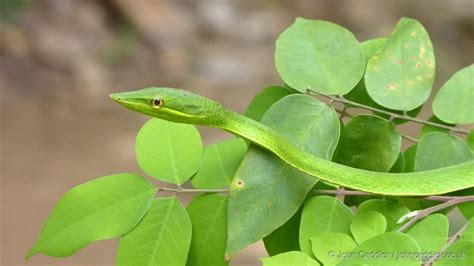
411 31 417 36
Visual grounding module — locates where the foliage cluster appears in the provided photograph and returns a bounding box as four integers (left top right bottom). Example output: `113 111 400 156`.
28 17 473 265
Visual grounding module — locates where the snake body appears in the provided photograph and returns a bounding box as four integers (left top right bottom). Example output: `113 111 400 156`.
111 87 474 196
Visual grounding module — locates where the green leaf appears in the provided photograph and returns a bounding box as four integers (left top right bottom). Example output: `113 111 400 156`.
264 208 302 256
226 95 340 257
365 17 435 111
460 218 474 242
116 197 191 266
419 115 454 137
136 118 202 185
192 138 247 189
299 196 353 256
261 251 320 266
403 144 417 172
27 173 156 258
432 240 474 266
275 18 364 94
456 188 474 220
336 114 401 172
389 152 405 173
406 214 448 252
338 232 421 265
357 199 410 231
350 211 387 244
244 85 294 121
310 233 357 266
345 38 387 108
432 64 474 124
467 130 474 153
187 194 228 266
414 132 472 172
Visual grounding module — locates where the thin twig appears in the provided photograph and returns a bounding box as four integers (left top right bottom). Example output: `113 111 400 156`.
397 196 474 232
423 222 470 265
158 186 473 203
158 187 229 193
306 88 469 134
334 108 419 143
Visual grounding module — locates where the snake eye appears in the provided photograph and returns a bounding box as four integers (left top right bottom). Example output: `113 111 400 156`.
151 97 164 109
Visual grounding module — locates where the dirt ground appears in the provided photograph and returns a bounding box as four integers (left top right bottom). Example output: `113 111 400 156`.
1 0 473 265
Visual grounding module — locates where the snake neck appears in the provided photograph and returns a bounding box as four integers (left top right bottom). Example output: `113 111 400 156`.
219 110 301 159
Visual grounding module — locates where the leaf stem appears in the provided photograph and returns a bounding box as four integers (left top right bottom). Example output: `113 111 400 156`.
423 222 469 265
307 88 469 134
397 196 474 233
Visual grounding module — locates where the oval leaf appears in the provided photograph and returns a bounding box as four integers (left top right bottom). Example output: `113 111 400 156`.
299 196 353 256
116 197 191 266
414 132 472 172
261 251 320 266
310 233 357 265
432 240 474 266
27 173 156 258
432 64 474 124
244 85 294 121
336 114 401 172
350 211 387 244
406 214 448 253
263 208 302 256
338 232 421 265
192 138 247 189
226 95 340 257
136 118 203 185
275 18 364 94
187 194 228 266
389 152 405 173
357 199 410 231
365 17 435 111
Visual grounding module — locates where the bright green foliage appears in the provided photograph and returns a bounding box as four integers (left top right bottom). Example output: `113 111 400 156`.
457 188 474 220
187 194 228 266
345 38 387 108
350 211 387 244
310 233 357 265
261 251 320 266
433 64 474 124
389 152 405 173
433 240 474 266
226 95 340 257
357 199 410 231
415 132 472 171
420 115 454 137
275 18 364 94
299 196 353 256
116 197 191 266
406 214 448 252
467 130 474 153
27 173 156 258
136 118 202 185
365 17 435 111
404 144 417 172
336 114 401 172
460 218 474 241
244 85 294 121
338 232 421 265
264 209 302 256
192 138 247 188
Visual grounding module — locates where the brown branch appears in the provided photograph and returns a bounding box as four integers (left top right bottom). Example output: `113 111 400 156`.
307 88 469 134
423 222 470 265
397 196 474 233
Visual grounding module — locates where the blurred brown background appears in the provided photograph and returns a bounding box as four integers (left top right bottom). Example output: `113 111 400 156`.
1 0 473 265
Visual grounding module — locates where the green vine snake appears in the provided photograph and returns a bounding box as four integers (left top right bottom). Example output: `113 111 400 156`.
110 87 474 196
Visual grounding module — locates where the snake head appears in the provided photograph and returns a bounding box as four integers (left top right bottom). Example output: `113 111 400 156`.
110 87 226 125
